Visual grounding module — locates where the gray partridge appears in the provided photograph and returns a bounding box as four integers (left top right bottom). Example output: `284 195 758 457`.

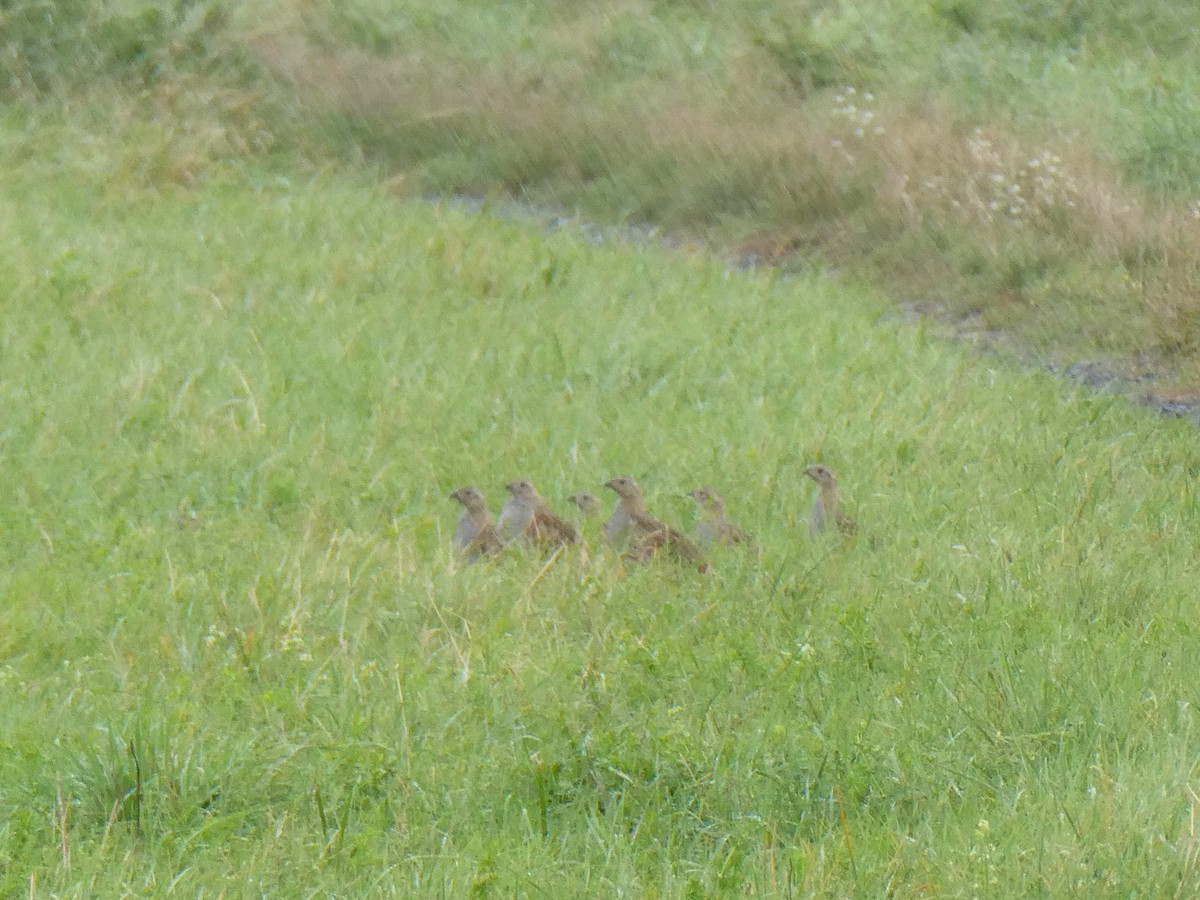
601 489 634 547
568 492 602 518
688 487 751 547
498 479 579 549
804 464 857 536
448 485 504 561
603 476 710 573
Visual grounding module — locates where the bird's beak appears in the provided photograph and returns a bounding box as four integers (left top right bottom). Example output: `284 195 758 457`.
803 467 818 481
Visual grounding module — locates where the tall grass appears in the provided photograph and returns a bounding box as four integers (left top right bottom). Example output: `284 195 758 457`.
5 2 1200 894
0 0 234 97
8 1 1200 381
3 116 1200 894
242 0 1200 386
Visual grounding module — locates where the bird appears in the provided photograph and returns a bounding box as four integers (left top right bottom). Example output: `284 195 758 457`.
600 488 634 546
804 464 858 536
567 492 602 518
498 479 579 549
448 485 504 561
603 476 710 573
688 487 751 547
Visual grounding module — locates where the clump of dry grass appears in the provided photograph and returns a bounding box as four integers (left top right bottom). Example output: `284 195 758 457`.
860 97 1200 363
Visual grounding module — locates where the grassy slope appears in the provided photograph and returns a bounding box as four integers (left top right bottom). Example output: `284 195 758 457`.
3 110 1200 895
246 0 1200 387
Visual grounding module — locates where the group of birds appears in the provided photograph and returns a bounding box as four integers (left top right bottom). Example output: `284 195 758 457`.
447 464 855 573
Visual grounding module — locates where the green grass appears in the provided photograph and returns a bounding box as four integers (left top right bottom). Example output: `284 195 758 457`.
8 1 1200 379
4 110 1200 895
233 0 1200 385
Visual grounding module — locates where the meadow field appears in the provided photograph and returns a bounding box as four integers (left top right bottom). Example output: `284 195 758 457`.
245 0 1200 389
4 1 1200 896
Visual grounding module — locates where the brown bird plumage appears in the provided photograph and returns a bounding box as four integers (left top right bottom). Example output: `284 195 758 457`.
604 476 711 573
448 485 504 561
804 464 857 536
498 479 579 549
689 487 751 547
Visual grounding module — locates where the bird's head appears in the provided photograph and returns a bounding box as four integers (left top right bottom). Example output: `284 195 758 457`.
506 479 539 501
804 464 837 488
603 475 641 499
449 485 484 508
568 492 600 514
688 487 724 512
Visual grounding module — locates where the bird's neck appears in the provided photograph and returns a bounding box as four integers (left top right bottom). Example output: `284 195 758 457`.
622 495 647 516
